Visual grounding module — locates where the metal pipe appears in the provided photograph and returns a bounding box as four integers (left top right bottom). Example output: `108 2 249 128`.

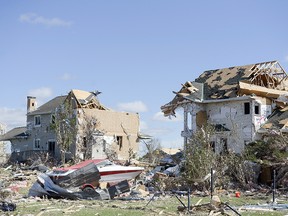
224 202 241 216
187 188 191 212
210 167 213 200
273 169 276 204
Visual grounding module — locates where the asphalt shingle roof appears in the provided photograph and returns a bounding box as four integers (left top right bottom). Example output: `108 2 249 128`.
28 95 67 116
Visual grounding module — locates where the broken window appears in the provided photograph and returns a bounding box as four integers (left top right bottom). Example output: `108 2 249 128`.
34 139 40 149
210 141 216 152
116 136 123 150
244 102 250 115
51 114 55 124
254 103 260 115
34 115 41 126
83 137 87 148
220 138 228 154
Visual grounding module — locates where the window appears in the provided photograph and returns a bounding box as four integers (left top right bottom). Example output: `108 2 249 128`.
244 102 250 115
34 139 40 149
116 136 123 150
210 141 216 152
254 103 260 115
51 114 55 124
83 137 87 148
220 138 228 155
34 115 41 126
48 141 55 155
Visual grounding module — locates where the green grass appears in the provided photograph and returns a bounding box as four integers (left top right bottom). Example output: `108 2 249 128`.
6 193 288 216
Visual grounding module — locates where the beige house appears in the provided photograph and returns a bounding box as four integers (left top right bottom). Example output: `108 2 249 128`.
1 89 140 163
162 60 288 153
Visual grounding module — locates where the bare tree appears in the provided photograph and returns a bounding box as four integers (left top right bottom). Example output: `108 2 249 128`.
76 113 103 161
142 138 161 164
52 100 77 164
183 124 216 185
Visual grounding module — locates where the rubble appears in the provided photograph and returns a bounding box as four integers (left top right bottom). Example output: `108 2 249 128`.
0 148 288 215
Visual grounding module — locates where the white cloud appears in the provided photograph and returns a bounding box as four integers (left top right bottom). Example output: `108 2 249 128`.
19 13 72 27
28 87 53 106
28 87 52 99
117 101 148 113
140 121 148 130
0 108 26 130
153 111 183 122
141 127 172 137
60 73 73 81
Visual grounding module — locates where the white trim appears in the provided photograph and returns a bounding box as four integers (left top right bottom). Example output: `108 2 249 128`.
34 138 40 150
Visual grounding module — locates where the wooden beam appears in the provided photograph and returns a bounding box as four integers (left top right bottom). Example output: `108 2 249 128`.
239 81 288 98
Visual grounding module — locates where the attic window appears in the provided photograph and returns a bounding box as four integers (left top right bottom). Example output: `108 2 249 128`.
244 102 250 115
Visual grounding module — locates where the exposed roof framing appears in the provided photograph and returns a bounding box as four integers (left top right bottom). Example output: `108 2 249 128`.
70 89 108 110
161 81 203 116
249 61 287 89
161 60 288 117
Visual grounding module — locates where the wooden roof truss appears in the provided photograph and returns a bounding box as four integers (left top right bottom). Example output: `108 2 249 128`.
249 61 287 89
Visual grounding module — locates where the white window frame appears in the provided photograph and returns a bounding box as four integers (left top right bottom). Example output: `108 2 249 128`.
34 139 40 150
50 114 56 124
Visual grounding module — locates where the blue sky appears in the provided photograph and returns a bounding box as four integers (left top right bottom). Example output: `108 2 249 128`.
1 0 288 151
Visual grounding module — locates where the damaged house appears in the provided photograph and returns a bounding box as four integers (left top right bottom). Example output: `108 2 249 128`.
161 60 288 154
1 89 140 163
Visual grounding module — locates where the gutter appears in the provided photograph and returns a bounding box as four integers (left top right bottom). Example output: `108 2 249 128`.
183 95 254 104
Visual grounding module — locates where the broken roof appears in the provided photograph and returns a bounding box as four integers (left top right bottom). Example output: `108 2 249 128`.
195 60 287 100
69 89 108 110
28 89 108 116
162 60 288 116
0 127 28 141
261 108 288 131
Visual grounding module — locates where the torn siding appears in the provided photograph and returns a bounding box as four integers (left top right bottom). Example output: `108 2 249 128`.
207 99 253 153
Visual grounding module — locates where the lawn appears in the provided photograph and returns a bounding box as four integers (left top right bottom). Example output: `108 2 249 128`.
6 192 288 216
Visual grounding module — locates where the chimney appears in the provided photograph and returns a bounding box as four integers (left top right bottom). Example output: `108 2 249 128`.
27 96 37 113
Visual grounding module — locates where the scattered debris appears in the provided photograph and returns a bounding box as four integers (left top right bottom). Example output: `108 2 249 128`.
0 201 16 212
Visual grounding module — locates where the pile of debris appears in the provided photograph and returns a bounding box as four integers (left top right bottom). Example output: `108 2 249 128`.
28 161 132 200
0 163 39 212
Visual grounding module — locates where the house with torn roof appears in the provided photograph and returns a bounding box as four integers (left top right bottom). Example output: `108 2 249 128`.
161 60 288 154
0 89 140 163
